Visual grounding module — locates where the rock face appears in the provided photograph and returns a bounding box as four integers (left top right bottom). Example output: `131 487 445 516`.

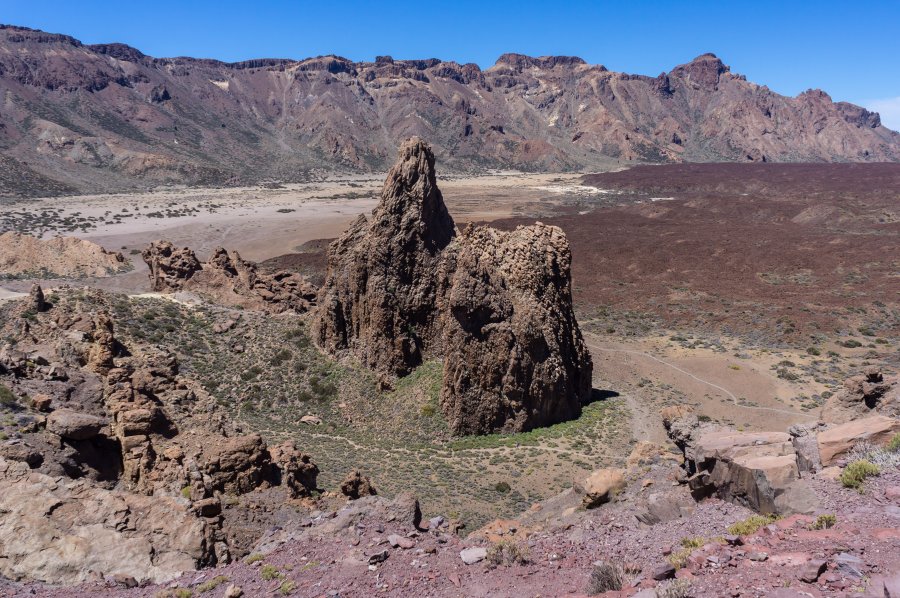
822 368 899 424
666 411 819 515
2 24 898 197
142 241 316 313
816 415 900 465
0 457 213 584
314 138 455 377
440 224 591 433
314 138 592 434
0 232 128 279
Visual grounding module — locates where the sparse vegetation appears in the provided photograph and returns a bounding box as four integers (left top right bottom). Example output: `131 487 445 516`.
195 576 229 593
278 580 297 595
245 553 264 564
727 514 779 536
655 579 693 598
260 564 281 580
841 460 880 491
809 514 836 530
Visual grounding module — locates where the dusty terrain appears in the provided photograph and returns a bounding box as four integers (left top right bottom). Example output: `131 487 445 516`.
1 158 898 597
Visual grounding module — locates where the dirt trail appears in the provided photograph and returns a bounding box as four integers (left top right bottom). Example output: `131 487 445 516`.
583 332 815 439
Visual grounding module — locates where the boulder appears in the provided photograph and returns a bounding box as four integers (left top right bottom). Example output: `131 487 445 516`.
574 468 626 508
45 409 106 440
340 470 377 499
635 490 696 525
817 415 900 465
460 546 487 565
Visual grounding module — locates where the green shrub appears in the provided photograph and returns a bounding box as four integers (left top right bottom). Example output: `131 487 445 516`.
666 548 693 569
278 580 296 595
806 347 821 356
839 339 863 348
244 553 264 564
809 514 836 530
494 481 511 494
0 385 17 406
841 460 880 491
260 564 281 580
887 433 900 453
196 576 228 593
727 514 779 536
656 579 693 598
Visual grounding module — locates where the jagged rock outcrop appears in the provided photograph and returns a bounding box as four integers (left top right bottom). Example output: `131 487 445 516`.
28 283 48 312
0 287 322 584
440 223 591 433
142 241 316 313
822 368 899 424
314 139 592 434
340 470 378 499
142 240 202 291
269 441 319 499
665 408 819 515
313 138 455 378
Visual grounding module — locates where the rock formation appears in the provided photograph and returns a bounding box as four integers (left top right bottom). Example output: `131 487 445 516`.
822 367 899 424
0 232 128 279
27 283 48 312
313 138 455 377
314 138 592 434
0 287 320 584
664 408 820 515
440 224 591 433
142 241 317 313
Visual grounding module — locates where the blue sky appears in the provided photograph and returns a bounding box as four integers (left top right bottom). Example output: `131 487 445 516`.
4 0 899 129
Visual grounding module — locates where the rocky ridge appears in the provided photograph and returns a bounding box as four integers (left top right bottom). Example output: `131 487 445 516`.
0 232 129 279
1 24 898 196
0 286 319 584
314 138 593 434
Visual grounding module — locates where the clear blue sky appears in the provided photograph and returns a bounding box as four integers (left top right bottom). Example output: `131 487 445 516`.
4 0 900 128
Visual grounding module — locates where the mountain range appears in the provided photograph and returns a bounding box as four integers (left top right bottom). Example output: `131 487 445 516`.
1 24 898 196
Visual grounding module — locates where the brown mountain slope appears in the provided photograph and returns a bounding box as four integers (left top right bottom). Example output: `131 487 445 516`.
1 24 898 196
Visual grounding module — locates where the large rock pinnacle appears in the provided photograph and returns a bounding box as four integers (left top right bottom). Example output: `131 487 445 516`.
313 137 456 377
313 138 592 434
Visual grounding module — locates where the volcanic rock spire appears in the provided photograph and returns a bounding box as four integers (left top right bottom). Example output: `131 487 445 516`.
314 138 592 434
313 137 456 378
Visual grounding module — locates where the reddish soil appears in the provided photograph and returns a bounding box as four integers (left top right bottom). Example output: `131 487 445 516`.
493 163 900 343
